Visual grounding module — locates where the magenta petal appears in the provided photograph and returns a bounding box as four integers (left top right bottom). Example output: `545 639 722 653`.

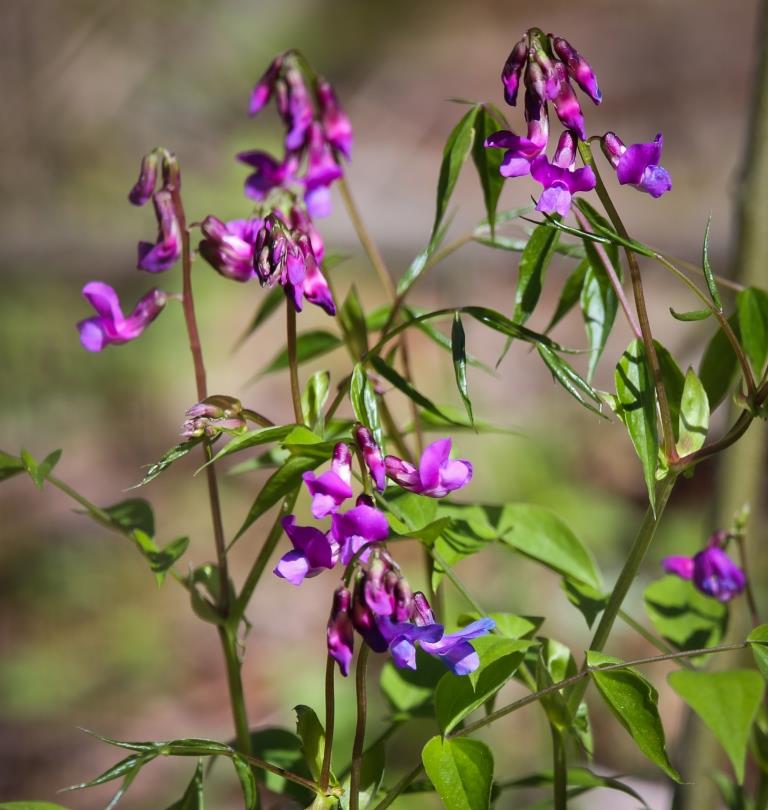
82 281 124 322
439 459 473 492
418 438 452 490
616 134 664 185
384 456 421 490
77 318 108 352
537 185 572 217
500 153 533 178
274 550 311 585
662 555 695 580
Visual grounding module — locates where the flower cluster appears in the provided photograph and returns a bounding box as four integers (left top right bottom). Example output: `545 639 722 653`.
181 395 247 439
274 430 486 676
485 27 670 216
663 530 746 603
241 51 352 218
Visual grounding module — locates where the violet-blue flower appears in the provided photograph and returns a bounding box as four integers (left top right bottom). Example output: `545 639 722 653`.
484 89 549 177
354 424 386 491
248 54 284 116
601 132 672 198
274 515 339 586
77 282 167 353
198 216 262 282
303 123 343 218
663 531 746 603
302 443 354 519
136 190 182 273
331 495 390 565
327 586 355 676
530 130 596 217
385 438 472 498
317 77 353 160
237 150 298 202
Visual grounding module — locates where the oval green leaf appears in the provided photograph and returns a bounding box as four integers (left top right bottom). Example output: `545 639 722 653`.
421 736 494 810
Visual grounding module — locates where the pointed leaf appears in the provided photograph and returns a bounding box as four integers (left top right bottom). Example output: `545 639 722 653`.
301 370 331 433
0 450 25 482
231 756 258 810
670 307 712 322
350 363 382 447
135 438 203 487
737 286 768 376
580 243 619 381
163 762 204 810
668 669 764 783
537 346 605 416
370 356 455 424
654 341 685 443
747 624 768 681
294 705 328 784
248 727 313 804
562 579 607 629
207 424 294 465
702 216 722 310
462 306 563 350
699 318 740 411
676 368 709 456
514 224 560 325
451 313 474 426
421 736 493 810
102 499 155 537
471 105 505 236
260 330 342 375
236 285 284 347
380 651 447 714
545 260 589 332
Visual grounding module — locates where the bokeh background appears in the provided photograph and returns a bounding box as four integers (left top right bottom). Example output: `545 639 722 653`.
1 1 767 807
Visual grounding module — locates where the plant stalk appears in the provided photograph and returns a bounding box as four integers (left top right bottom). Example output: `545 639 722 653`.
349 645 370 810
319 654 336 792
286 300 304 424
551 726 568 810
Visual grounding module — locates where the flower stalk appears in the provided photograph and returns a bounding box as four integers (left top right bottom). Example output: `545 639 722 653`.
349 644 370 810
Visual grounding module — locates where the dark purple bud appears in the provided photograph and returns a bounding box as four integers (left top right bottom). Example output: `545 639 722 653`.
351 576 389 652
77 282 166 352
412 591 436 626
199 216 262 283
364 557 395 616
327 586 355 676
249 54 284 116
385 438 472 498
354 425 387 491
289 205 325 262
551 63 585 140
181 395 246 438
128 151 160 206
283 67 314 152
392 576 413 622
551 36 601 105
137 190 182 273
317 76 353 160
501 37 528 106
600 131 625 169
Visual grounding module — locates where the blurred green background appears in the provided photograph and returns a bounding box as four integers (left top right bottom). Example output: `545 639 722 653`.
1 1 766 807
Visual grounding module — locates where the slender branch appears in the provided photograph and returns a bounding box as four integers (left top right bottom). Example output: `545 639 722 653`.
618 609 694 667
372 763 424 810
551 726 568 810
286 300 304 424
349 645 370 810
735 533 761 626
658 252 745 293
219 627 252 755
578 141 678 463
320 653 336 792
242 408 275 427
231 751 322 794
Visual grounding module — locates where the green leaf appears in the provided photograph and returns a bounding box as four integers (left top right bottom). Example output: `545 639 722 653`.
699 317 740 411
249 727 313 804
497 503 602 590
236 285 284 346
587 651 681 781
0 804 74 810
535 638 577 731
422 736 493 810
580 242 619 381
0 450 25 482
497 768 648 806
676 368 710 456
562 579 607 629
451 313 475 426
380 650 447 714
21 448 62 489
135 438 203 487
644 575 728 653
514 223 560 325
573 199 657 258
231 755 258 810
737 286 768 376
338 285 369 358
668 669 764 783
615 340 658 510
537 345 605 416
163 762 204 810
370 355 455 424
260 330 342 375
701 216 722 310
545 260 589 332
206 425 294 465
102 499 155 537
350 363 382 447
654 341 685 443
670 307 712 322
747 625 768 682
302 370 331 433
67 753 155 790
406 306 493 374
234 457 318 540
462 306 563 350
471 105 505 236
294 705 328 784
435 637 533 733
135 532 189 584
457 611 543 640
431 106 477 245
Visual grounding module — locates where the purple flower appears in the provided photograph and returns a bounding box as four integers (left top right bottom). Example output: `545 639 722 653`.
248 54 284 116
128 151 160 206
663 531 745 603
327 587 355 676
181 395 246 438
300 252 336 315
385 438 472 498
601 132 672 198
354 425 386 491
501 38 528 106
484 89 549 177
303 123 343 218
302 443 354 519
317 77 353 160
237 150 298 202
198 216 262 282
530 130 596 217
137 190 182 273
550 63 585 140
77 282 166 352
551 36 601 105
289 205 325 262
282 67 314 152
274 515 339 586
331 496 390 565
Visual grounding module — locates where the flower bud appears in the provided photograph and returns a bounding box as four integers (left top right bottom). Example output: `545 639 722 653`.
331 443 353 485
317 76 353 160
182 395 246 438
363 557 395 616
137 189 182 273
249 54 284 116
600 131 625 168
128 151 160 206
327 586 355 676
354 424 387 491
551 63 585 140
412 591 437 626
551 35 601 105
351 575 388 652
501 37 528 106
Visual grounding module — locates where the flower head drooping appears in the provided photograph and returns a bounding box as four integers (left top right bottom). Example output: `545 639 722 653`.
354 424 387 491
327 586 355 676
136 189 182 273
181 395 247 439
302 442 354 519
662 530 746 602
198 216 262 282
485 89 549 177
77 282 167 352
128 151 160 206
331 494 390 565
550 62 585 140
551 35 602 105
385 438 472 498
501 37 528 106
317 76 353 160
530 130 596 217
248 54 284 116
600 132 672 198
274 516 339 586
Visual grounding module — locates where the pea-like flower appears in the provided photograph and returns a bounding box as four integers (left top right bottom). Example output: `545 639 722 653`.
327 587 355 676
354 424 387 491
663 531 746 602
77 282 166 352
181 396 247 439
303 123 343 218
274 516 339 586
198 216 262 282
302 443 354 519
137 190 182 273
485 89 549 177
331 495 390 565
317 77 353 160
237 150 298 202
385 438 472 498
530 130 596 217
551 35 602 105
600 132 672 198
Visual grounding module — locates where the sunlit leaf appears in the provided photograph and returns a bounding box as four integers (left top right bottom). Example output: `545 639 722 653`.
537 346 605 416
676 368 709 456
737 286 768 376
350 363 382 447
701 216 722 310
338 285 369 358
471 105 505 237
580 240 619 381
421 736 493 810
134 438 203 488
451 313 474 427
163 761 204 810
669 307 711 322
514 223 560 325
699 316 740 411
545 260 589 332
295 705 329 784
301 370 331 433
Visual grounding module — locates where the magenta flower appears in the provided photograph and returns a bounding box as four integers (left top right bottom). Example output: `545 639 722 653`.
317 77 353 160
198 216 262 282
327 587 355 676
501 38 528 106
530 130 596 217
289 205 325 262
248 54 284 116
300 252 336 315
77 282 166 352
601 132 672 198
237 150 298 202
181 396 246 438
281 66 314 151
302 443 354 519
485 89 549 177
663 531 745 603
331 496 390 565
128 151 160 206
354 425 386 491
274 516 339 586
303 123 343 218
136 190 182 273
385 438 472 498
550 62 585 140
551 35 602 105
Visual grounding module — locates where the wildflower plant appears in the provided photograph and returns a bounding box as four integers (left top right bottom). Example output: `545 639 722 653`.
5 28 768 810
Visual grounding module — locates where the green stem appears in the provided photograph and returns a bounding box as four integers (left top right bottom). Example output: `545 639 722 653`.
286 300 304 425
320 653 336 792
219 627 252 755
349 645 370 810
578 140 677 463
567 472 678 713
618 609 694 667
735 533 761 627
551 726 568 810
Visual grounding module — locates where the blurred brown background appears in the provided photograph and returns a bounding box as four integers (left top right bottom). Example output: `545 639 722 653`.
1 1 766 807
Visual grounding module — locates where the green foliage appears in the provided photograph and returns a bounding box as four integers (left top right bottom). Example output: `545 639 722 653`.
248 727 313 804
699 317 740 411
747 624 768 681
471 105 506 236
451 312 474 426
579 239 619 381
21 448 62 489
370 355 457 424
421 736 494 810
338 285 369 358
295 705 332 785
0 449 25 482
737 286 768 376
668 670 764 782
498 768 648 807
380 650 447 715
135 437 203 487
514 223 560 325
342 740 385 809
207 424 294 465
163 762 204 810
561 579 607 629
545 259 589 332
537 345 605 416
302 370 331 433
676 368 710 456
701 216 722 310
261 330 343 375
350 363 382 447
237 285 284 346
